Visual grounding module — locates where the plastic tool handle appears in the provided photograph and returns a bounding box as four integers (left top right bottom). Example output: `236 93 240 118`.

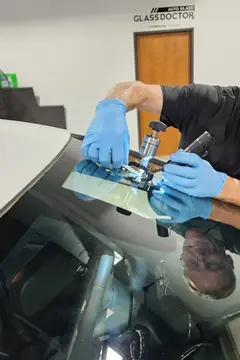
149 120 167 133
167 131 215 166
184 131 215 157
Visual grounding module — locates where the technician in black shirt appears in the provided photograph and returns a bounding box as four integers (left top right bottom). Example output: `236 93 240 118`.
82 82 240 207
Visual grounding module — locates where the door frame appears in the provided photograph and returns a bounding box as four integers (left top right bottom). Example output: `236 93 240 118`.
133 28 194 147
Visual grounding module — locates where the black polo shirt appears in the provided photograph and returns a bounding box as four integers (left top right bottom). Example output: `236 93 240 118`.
161 84 240 179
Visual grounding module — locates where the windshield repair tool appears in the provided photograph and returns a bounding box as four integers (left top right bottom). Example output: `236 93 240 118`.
118 120 167 188
115 120 166 217
167 131 215 166
113 122 215 192
182 131 215 157
115 127 215 226
139 120 167 167
145 130 215 212
119 130 215 200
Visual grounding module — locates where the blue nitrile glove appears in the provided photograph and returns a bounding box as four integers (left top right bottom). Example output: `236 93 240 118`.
150 184 212 223
74 159 122 201
81 99 129 169
161 150 227 198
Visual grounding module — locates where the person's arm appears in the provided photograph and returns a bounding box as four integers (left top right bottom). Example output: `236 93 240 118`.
105 81 164 114
215 177 240 206
105 82 224 132
209 198 240 230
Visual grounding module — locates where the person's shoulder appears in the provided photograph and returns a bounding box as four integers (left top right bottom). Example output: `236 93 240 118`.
194 84 240 98
189 84 240 109
192 83 239 90
187 83 221 106
214 85 240 99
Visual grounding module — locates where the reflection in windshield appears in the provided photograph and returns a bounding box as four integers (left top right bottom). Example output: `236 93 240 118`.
1 136 240 359
63 160 170 220
63 159 238 300
160 224 236 300
75 159 123 183
150 185 211 224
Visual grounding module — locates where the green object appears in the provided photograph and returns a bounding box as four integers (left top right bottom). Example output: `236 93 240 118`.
0 73 18 88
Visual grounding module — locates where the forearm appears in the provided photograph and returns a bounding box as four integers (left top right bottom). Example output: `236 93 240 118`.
105 81 163 113
215 176 240 206
208 198 240 229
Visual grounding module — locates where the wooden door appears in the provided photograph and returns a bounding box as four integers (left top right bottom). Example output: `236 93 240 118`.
135 31 192 156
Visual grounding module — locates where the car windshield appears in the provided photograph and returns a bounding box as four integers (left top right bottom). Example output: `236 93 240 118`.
0 136 239 360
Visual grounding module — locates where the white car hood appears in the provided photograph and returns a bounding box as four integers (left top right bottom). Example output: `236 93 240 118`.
0 120 71 217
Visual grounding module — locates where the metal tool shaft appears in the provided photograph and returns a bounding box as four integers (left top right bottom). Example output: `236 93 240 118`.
140 136 160 162
139 121 167 168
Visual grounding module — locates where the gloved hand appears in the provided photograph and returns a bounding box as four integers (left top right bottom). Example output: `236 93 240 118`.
74 159 122 201
161 150 227 198
81 99 129 168
150 184 212 223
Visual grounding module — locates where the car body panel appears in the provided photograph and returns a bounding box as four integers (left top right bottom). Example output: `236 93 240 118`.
0 120 71 217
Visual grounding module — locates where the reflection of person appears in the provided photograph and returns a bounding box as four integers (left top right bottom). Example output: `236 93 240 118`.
181 229 236 300
150 185 211 223
151 183 240 237
150 187 238 299
81 82 240 206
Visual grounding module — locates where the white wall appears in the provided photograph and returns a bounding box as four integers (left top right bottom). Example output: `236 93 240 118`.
194 0 240 85
0 0 239 150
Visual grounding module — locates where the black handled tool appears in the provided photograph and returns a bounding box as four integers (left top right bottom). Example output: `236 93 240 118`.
167 131 215 166
182 131 215 157
148 130 215 202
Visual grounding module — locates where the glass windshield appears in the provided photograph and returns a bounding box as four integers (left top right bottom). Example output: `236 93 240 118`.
0 137 239 360
62 158 170 220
